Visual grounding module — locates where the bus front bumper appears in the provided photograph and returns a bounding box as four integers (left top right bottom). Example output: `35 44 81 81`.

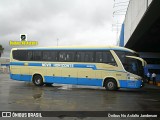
119 80 144 89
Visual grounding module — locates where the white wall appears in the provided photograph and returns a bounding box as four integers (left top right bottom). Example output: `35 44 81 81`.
148 0 153 6
124 0 153 45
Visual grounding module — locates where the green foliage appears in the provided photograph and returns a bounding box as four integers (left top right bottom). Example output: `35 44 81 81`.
0 44 4 57
0 44 4 50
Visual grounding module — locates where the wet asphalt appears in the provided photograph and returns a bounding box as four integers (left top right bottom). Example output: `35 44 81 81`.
0 74 160 119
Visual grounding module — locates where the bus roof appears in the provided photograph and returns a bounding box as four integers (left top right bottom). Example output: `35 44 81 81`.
11 46 136 53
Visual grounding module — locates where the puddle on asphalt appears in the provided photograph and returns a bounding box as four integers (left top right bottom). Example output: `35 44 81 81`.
58 85 73 90
32 93 42 99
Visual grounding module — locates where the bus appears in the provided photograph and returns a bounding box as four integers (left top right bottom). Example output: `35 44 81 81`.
0 57 10 73
10 46 146 91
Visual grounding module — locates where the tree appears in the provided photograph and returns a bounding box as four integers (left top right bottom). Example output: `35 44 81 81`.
0 44 4 57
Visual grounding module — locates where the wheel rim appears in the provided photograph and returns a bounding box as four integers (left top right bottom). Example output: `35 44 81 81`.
35 78 41 85
107 82 114 89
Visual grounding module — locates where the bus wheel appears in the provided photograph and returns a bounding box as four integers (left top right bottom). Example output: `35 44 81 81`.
33 75 44 86
104 79 117 91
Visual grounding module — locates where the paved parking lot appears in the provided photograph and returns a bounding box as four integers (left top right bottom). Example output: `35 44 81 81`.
0 74 160 119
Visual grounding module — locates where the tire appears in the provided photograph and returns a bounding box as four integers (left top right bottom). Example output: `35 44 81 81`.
33 75 44 86
104 79 118 91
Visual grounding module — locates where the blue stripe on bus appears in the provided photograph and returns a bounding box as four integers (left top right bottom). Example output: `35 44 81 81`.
45 76 78 85
10 62 97 70
10 74 103 86
10 62 42 66
119 80 142 88
10 74 142 88
10 74 32 82
10 62 126 72
1 64 10 66
45 76 103 86
10 62 24 66
77 78 102 86
29 63 42 66
73 64 97 70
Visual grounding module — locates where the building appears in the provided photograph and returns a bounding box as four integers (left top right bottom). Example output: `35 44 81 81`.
119 0 160 81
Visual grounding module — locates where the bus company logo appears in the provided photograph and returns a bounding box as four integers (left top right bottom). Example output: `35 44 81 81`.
9 34 38 46
2 112 11 117
20 34 27 41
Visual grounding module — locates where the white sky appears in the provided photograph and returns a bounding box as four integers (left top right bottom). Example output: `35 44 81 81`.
0 0 128 57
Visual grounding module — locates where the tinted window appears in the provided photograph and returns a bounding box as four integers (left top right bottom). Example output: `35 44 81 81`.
42 51 58 61
115 51 139 64
84 52 94 62
76 51 94 62
59 51 75 62
76 52 85 62
27 51 33 61
115 51 126 63
13 50 34 61
115 51 139 60
95 52 103 62
95 51 116 66
124 57 144 77
13 50 27 61
34 51 42 61
115 51 143 76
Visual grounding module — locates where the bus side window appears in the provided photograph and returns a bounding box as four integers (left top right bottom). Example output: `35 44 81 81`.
76 52 85 62
42 51 49 61
66 52 75 62
84 52 94 62
51 51 58 61
59 51 65 61
27 51 33 61
103 51 117 66
42 51 57 61
95 52 103 62
34 51 42 61
13 50 27 61
58 51 75 62
115 51 125 63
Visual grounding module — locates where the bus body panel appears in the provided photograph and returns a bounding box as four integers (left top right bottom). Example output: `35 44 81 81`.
10 61 142 88
10 46 144 89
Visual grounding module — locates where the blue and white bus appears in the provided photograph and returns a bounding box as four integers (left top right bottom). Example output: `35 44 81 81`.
10 46 146 90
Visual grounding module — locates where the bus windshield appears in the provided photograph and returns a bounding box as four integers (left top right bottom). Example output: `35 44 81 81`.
123 57 144 77
115 51 144 77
